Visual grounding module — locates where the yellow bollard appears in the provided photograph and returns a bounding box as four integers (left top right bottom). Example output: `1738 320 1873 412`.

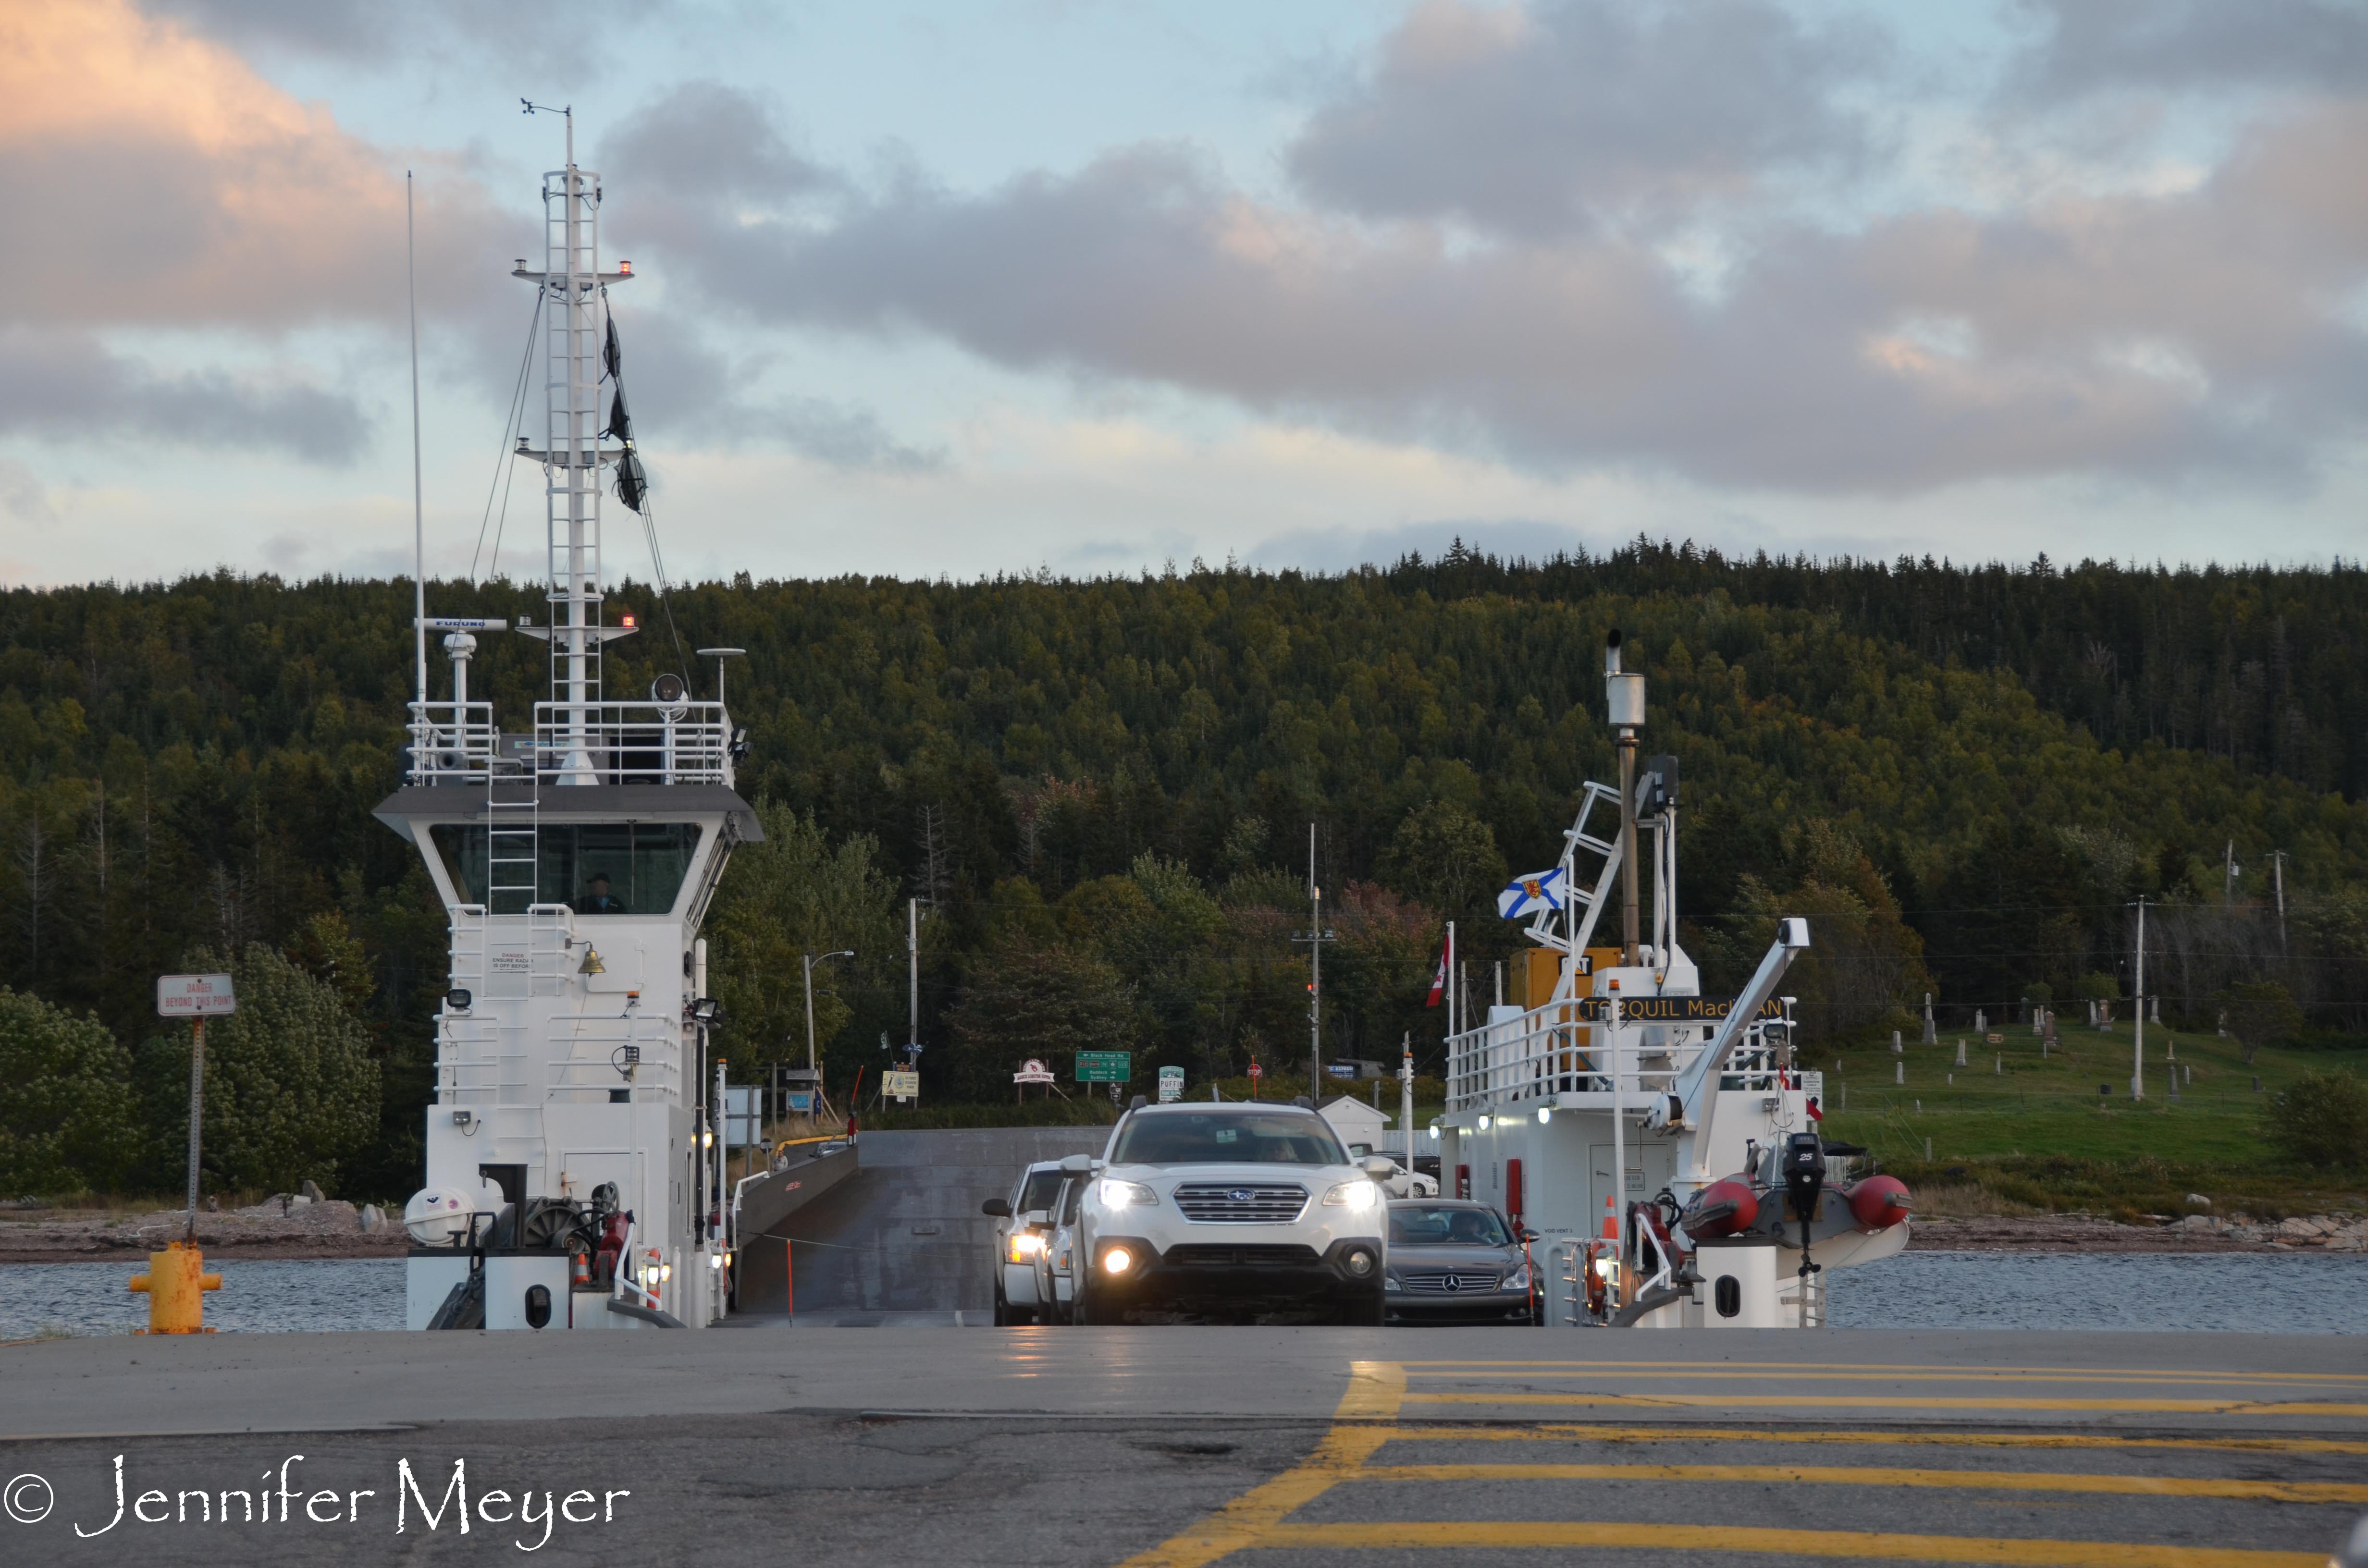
128 1241 222 1334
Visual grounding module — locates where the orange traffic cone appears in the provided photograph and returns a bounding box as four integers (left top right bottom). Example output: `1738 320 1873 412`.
1600 1194 1618 1239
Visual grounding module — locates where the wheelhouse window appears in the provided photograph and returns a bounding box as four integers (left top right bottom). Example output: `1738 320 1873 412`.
428 822 702 915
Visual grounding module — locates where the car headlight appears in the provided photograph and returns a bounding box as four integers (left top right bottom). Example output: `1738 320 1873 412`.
1098 1178 1158 1208
1384 1273 1402 1292
1007 1232 1044 1263
1321 1179 1379 1212
1503 1264 1531 1293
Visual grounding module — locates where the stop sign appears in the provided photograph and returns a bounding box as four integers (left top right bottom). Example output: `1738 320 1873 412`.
1248 1063 1263 1079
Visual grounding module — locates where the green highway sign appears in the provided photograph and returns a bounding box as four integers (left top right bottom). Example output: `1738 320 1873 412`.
1075 1051 1132 1084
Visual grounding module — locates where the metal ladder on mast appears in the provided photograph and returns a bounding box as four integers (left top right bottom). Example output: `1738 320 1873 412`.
486 747 540 918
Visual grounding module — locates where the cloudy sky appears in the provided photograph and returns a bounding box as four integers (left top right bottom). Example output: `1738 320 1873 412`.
3 0 2365 587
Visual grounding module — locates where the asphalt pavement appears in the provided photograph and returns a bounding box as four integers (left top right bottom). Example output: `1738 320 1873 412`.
4 1129 2364 1566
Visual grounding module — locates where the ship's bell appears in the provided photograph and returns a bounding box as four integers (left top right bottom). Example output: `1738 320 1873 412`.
580 945 607 976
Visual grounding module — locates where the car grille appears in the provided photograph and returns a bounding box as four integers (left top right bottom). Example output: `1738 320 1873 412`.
1398 1269 1503 1295
1163 1244 1321 1268
1172 1183 1309 1223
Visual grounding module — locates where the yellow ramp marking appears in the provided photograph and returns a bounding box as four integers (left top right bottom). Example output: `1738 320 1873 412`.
1392 1364 2368 1393
1351 1460 2368 1505
1110 1360 1401 1568
1409 1367 2368 1390
1383 1422 2368 1457
1254 1520 2326 1567
1404 1392 2368 1418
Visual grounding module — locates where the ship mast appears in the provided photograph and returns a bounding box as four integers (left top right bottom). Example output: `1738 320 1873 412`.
523 102 610 783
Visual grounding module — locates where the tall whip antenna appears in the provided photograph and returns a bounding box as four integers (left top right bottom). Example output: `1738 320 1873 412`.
408 171 427 710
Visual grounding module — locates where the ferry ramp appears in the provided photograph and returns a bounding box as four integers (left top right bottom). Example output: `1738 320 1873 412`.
732 1125 1106 1322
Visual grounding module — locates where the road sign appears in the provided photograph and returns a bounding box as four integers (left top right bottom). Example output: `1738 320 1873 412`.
1014 1058 1057 1085
787 1091 814 1114
1157 1066 1184 1103
157 974 235 1017
1326 1062 1356 1079
1075 1051 1131 1084
724 1087 764 1148
1248 1062 1263 1079
884 1069 920 1101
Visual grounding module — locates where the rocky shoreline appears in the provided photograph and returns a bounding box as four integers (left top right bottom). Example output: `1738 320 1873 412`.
1906 1211 2368 1254
0 1199 410 1264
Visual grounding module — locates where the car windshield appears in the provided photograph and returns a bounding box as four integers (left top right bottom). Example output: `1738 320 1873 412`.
1110 1112 1348 1167
1389 1206 1511 1247
1017 1171 1063 1213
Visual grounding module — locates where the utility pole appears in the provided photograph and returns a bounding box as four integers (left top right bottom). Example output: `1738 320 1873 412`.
2271 851 2288 953
906 899 922 1067
1399 1030 1415 1171
2130 897 2146 1102
2224 840 2239 906
1294 824 1334 1101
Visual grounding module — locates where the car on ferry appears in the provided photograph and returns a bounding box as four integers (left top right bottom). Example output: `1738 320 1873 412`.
1072 1101 1394 1325
1382 1199 1540 1326
981 1160 1069 1325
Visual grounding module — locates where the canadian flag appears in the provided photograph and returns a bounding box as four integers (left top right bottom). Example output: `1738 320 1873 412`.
1426 936 1449 1008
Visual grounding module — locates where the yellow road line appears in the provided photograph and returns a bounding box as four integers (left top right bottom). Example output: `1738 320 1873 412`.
1403 1360 2368 1384
1350 1460 2368 1505
1111 1360 1400 1568
1404 1392 2368 1417
1408 1367 2367 1390
1381 1422 2368 1457
1253 1520 2325 1567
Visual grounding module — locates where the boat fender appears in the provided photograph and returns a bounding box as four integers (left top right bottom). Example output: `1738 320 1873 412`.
1679 1178 1758 1238
1846 1175 1912 1231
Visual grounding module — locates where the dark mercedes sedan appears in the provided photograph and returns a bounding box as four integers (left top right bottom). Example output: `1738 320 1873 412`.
1383 1200 1539 1326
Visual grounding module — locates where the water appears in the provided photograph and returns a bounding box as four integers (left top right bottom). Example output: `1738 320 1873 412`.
1830 1250 2368 1334
4 1251 2363 1336
0 1259 404 1339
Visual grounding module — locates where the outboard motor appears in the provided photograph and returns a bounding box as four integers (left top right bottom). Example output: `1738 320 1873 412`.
1781 1131 1826 1312
1781 1132 1825 1232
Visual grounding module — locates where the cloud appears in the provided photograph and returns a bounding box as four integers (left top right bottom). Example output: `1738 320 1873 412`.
137 0 678 75
2008 0 2368 102
600 82 839 207
612 87 2368 493
0 328 369 461
0 0 512 336
1284 0 1879 238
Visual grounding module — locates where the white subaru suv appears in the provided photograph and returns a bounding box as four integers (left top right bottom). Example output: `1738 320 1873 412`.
1073 1102 1394 1325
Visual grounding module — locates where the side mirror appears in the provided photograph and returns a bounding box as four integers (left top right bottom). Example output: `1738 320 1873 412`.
1361 1156 1398 1181
1022 1209 1052 1229
981 1198 1012 1218
1058 1154 1094 1175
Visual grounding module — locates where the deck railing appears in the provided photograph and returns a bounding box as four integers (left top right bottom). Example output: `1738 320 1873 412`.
1445 999 1788 1113
408 698 738 787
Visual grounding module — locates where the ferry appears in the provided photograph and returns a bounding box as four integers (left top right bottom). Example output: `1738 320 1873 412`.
1434 631 1912 1327
379 115 753 1331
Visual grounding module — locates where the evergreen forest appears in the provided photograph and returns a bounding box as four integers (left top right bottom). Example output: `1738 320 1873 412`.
1 541 2364 1199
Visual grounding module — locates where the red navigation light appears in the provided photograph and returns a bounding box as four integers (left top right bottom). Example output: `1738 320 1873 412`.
621 613 637 628
620 260 633 274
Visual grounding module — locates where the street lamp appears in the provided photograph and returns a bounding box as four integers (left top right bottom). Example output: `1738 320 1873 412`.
803 950 856 1076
